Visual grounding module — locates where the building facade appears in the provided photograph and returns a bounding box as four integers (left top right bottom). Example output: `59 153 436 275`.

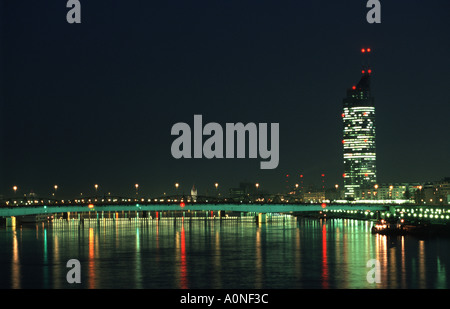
355 183 420 202
342 70 377 199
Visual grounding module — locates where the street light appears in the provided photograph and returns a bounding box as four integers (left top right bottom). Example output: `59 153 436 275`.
53 185 58 197
94 184 99 193
255 183 259 190
214 182 219 197
135 184 139 195
13 186 18 195
175 183 179 196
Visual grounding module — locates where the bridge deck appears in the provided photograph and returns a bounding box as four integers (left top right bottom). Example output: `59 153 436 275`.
0 203 389 217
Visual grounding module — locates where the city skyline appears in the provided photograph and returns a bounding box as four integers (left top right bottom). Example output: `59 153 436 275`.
1 1 449 198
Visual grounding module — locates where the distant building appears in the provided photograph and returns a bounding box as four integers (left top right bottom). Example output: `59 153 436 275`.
303 191 326 203
355 183 420 202
342 57 377 199
229 182 254 198
325 187 344 201
191 185 197 201
417 178 450 205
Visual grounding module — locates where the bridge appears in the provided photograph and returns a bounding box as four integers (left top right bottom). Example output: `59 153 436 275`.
0 202 390 218
0 192 392 222
3 193 449 229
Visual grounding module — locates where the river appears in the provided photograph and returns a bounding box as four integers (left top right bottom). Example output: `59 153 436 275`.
1 216 449 289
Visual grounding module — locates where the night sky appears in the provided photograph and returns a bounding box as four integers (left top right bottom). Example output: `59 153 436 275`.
1 0 449 199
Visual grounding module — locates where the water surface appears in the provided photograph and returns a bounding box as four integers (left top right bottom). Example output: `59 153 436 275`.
1 216 449 289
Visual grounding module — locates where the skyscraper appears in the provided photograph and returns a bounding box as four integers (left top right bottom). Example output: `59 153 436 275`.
342 49 377 199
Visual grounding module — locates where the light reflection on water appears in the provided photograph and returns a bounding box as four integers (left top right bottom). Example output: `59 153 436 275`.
1 216 449 289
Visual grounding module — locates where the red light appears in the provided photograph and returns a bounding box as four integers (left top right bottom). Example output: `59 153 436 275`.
300 175 303 178
88 204 94 209
365 173 368 177
321 203 327 209
343 173 346 178
342 140 345 144
352 86 356 90
286 174 289 177
362 70 365 74
367 48 371 52
342 113 345 118
368 69 372 74
361 48 366 53
364 139 368 142
321 174 325 177
180 202 185 208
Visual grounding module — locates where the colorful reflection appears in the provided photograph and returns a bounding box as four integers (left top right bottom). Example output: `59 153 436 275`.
2 217 450 289
11 228 20 289
322 223 329 288
179 223 188 289
88 227 95 289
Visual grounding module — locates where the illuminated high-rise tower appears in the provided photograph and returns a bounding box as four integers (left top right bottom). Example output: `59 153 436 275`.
342 48 377 199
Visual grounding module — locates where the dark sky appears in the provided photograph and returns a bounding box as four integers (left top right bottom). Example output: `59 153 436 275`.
1 0 449 199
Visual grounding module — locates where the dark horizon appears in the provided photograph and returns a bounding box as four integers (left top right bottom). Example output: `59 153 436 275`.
1 1 449 199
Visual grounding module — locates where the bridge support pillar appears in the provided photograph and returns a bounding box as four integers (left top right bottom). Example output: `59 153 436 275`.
5 216 16 227
258 213 266 224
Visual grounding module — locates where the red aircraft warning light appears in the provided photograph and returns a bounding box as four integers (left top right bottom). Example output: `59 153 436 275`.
321 203 327 209
180 202 185 208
